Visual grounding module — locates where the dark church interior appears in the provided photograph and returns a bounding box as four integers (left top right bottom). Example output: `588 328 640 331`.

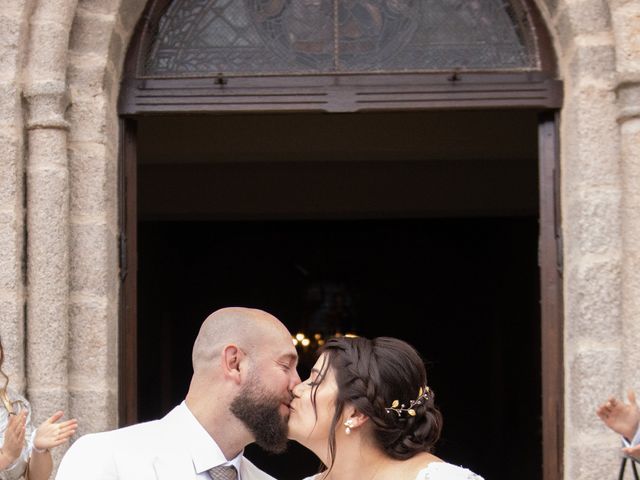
135 110 542 480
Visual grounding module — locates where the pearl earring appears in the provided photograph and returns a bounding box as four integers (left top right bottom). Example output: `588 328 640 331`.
344 419 355 435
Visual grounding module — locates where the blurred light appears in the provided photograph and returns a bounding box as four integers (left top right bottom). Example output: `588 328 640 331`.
314 333 322 340
292 338 299 346
345 333 358 338
295 333 305 341
301 338 311 347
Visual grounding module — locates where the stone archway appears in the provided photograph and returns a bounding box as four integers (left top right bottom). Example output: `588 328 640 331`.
1 1 639 478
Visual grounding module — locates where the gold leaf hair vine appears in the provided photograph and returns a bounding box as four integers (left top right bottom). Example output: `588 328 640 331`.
385 386 431 417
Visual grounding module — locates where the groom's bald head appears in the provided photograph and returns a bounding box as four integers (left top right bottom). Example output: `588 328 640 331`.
192 307 292 374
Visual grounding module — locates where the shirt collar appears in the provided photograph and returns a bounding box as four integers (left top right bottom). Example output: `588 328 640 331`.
176 402 244 477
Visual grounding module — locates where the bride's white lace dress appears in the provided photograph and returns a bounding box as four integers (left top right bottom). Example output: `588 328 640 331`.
302 462 484 480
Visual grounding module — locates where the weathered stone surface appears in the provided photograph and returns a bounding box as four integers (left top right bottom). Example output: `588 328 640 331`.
611 1 640 74
566 440 624 480
0 298 25 392
5 2 640 480
69 8 116 58
114 0 147 42
69 388 117 436
68 94 107 143
555 0 612 41
565 254 622 341
0 127 22 207
69 141 116 217
70 222 118 298
568 42 617 87
0 81 20 126
569 347 623 429
0 14 22 80
0 211 23 292
561 86 619 187
24 21 72 88
68 296 117 387
564 187 622 256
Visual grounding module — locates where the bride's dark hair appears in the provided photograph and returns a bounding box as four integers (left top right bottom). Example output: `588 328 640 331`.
311 336 442 472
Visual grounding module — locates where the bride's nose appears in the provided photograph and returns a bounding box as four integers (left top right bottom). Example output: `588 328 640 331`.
292 382 304 397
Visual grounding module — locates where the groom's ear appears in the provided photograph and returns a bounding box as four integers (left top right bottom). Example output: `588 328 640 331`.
221 344 246 384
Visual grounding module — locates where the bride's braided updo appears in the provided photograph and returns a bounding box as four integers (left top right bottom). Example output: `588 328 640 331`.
315 336 442 467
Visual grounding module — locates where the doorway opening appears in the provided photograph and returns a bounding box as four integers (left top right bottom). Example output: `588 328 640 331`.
134 109 543 479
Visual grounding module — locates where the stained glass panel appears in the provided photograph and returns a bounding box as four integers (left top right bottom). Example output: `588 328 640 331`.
143 0 539 76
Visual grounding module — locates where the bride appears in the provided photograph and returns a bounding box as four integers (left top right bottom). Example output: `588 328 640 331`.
288 336 483 480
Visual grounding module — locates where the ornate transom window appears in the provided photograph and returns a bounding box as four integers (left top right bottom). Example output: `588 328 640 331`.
142 0 540 77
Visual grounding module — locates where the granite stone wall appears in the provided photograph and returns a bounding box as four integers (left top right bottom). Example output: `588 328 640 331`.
0 0 638 478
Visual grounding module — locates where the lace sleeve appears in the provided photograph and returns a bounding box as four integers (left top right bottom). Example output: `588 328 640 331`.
0 400 30 480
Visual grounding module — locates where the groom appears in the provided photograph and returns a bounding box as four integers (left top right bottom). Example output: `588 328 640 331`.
56 307 301 480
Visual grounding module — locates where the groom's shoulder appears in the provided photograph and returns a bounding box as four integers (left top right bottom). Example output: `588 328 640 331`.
70 416 166 453
241 457 278 480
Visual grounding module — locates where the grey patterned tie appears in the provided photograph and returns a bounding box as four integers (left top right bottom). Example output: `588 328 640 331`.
208 465 238 480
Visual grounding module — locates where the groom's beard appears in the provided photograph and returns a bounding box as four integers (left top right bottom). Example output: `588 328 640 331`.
230 382 290 453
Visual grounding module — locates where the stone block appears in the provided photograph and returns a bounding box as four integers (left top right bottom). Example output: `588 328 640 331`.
0 16 21 81
106 27 125 76
69 9 116 58
617 82 640 122
0 81 20 126
620 119 640 186
0 127 22 206
68 94 107 143
26 300 69 387
611 2 640 74
542 0 560 17
0 211 22 291
561 86 619 187
68 56 109 94
25 387 69 427
70 222 118 298
69 388 117 435
565 441 624 480
69 141 116 216
564 187 622 256
27 128 69 168
24 22 70 87
555 0 611 44
0 298 25 390
30 0 76 27
0 0 28 17
78 0 121 15
114 0 147 42
68 296 118 388
565 255 622 342
568 348 623 429
568 43 616 87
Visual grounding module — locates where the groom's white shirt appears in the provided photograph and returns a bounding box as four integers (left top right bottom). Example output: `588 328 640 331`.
623 425 640 448
56 402 276 480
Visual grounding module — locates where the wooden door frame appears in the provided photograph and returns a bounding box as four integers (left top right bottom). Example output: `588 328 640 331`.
118 109 564 478
538 111 564 480
118 0 563 475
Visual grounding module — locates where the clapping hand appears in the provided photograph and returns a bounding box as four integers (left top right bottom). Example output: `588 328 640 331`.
596 390 640 441
1 410 27 463
33 411 78 453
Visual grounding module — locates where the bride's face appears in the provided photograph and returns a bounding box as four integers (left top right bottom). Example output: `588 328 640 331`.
288 353 339 449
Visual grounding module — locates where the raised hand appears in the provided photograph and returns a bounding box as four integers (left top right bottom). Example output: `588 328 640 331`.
1 410 27 463
33 411 78 453
597 390 640 440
